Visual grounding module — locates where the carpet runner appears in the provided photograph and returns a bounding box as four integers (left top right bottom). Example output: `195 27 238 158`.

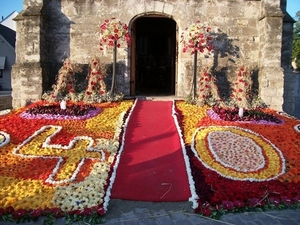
111 100 192 202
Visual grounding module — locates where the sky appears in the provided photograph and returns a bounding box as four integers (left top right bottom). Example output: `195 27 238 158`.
0 0 299 21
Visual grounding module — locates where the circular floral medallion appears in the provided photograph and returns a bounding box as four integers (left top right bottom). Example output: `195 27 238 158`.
207 131 264 172
192 126 285 181
0 131 10 147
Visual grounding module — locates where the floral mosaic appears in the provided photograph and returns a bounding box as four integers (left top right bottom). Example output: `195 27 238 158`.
0 100 134 222
175 101 300 218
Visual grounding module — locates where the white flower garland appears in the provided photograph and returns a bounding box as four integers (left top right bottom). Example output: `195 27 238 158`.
19 108 101 120
172 100 199 209
191 126 286 182
13 125 105 184
103 99 138 212
0 131 10 147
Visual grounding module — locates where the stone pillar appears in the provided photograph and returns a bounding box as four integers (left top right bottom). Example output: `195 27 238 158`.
258 0 284 111
11 4 44 108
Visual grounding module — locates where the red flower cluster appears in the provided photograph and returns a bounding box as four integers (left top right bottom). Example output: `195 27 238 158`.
181 20 214 54
197 68 220 105
231 66 252 108
99 18 131 50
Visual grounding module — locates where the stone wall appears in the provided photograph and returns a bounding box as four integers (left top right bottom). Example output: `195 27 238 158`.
11 0 297 116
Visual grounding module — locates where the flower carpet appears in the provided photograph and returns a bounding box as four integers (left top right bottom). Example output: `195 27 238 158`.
0 99 300 223
175 101 300 217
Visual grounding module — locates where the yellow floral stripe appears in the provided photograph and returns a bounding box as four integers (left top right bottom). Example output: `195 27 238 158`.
176 101 208 144
0 177 55 210
86 101 133 133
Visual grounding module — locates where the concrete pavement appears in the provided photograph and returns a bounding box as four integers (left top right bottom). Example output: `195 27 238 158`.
1 200 300 225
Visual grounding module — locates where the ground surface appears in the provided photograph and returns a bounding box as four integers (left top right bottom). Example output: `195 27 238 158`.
1 200 300 225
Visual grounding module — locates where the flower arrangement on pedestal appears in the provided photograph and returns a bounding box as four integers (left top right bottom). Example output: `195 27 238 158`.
230 66 253 109
180 20 214 99
42 58 82 102
84 56 107 102
99 18 131 94
197 67 220 106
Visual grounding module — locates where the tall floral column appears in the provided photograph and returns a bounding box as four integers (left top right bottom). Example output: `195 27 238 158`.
45 58 81 102
99 18 131 95
84 56 106 102
181 21 214 99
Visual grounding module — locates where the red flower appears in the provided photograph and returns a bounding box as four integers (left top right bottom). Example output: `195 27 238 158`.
238 89 243 92
293 196 300 203
92 206 105 215
0 208 5 216
201 206 211 216
248 198 261 207
233 200 245 208
79 208 93 216
51 208 64 218
30 208 42 218
281 196 292 205
13 209 27 220
269 197 281 206
6 206 14 214
114 29 119 33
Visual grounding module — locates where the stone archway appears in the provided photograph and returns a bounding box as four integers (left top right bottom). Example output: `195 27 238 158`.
130 15 177 96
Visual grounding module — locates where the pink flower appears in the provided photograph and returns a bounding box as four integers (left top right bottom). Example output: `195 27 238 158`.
233 200 245 208
222 200 234 210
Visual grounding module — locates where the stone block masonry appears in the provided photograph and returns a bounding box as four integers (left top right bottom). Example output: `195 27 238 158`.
11 0 297 117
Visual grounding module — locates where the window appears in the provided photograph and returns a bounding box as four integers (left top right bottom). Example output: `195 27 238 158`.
0 56 6 78
0 56 6 70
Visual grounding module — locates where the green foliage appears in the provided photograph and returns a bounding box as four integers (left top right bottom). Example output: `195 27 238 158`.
292 11 300 67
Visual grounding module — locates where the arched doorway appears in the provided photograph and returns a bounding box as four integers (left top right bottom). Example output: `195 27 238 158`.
130 16 177 96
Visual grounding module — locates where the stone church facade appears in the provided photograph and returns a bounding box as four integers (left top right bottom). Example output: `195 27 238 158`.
11 0 299 117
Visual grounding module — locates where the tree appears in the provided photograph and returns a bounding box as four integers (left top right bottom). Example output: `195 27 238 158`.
180 21 214 99
99 18 131 94
292 11 300 67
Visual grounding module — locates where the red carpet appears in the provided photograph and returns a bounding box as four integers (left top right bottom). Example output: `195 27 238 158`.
111 100 192 202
